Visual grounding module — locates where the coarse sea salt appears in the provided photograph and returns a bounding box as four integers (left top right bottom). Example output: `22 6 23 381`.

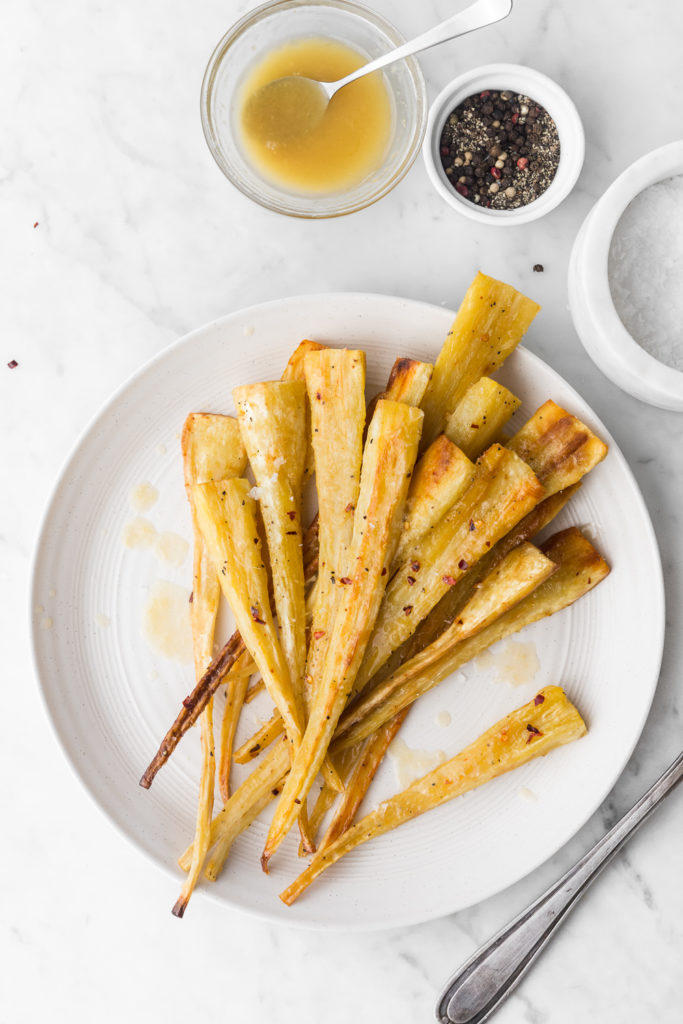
608 174 683 371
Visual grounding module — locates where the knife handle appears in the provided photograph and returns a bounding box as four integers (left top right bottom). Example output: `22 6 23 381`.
436 750 683 1024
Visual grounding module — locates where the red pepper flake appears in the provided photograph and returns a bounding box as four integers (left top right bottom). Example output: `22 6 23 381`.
313 630 326 640
511 111 519 124
33 221 39 228
7 360 18 369
285 530 296 535
294 798 301 805
526 723 543 743
469 519 475 531
406 576 416 586
410 560 420 572
534 694 545 706
442 575 457 587
470 422 479 430
402 605 413 615
345 502 355 513
286 510 296 520
250 605 266 625
188 591 194 604
381 567 387 576
491 166 501 180
182 695 195 709
315 391 322 400
339 576 352 585
458 559 469 570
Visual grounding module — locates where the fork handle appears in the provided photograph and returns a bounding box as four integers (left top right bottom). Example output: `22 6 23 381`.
436 750 683 1024
334 0 513 93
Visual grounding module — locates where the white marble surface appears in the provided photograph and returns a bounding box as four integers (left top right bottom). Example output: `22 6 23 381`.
3 0 682 1020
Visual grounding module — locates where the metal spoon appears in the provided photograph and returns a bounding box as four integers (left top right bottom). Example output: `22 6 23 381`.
242 0 513 145
436 749 683 1024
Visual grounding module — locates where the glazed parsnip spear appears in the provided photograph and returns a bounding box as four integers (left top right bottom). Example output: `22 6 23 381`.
233 381 308 712
366 357 434 420
181 412 249 489
261 399 424 869
172 413 248 918
507 399 608 497
193 479 304 752
281 686 586 905
304 349 366 712
334 528 609 751
420 272 540 447
304 743 364 849
352 444 545 699
177 739 291 878
334 541 556 749
316 708 408 856
281 339 327 486
281 339 327 382
392 435 475 572
444 377 521 459
234 711 288 764
217 650 254 801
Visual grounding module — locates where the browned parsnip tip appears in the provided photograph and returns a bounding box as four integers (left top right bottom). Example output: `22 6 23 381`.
139 632 243 788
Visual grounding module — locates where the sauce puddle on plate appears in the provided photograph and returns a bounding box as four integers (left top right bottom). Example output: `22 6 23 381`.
238 37 392 194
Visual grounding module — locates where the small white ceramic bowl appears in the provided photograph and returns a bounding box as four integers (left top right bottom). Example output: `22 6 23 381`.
568 140 683 411
422 63 584 226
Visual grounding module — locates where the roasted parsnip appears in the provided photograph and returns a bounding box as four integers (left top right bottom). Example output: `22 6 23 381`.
392 435 475 572
420 272 540 446
353 444 545 697
366 357 434 421
317 709 408 855
304 349 366 711
233 381 308 712
507 400 608 497
335 528 609 750
171 413 249 917
444 377 521 459
281 686 586 904
261 399 424 869
193 479 304 752
218 651 256 799
281 339 327 485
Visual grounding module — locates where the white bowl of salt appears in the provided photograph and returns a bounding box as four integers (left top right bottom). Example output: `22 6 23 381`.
569 140 683 411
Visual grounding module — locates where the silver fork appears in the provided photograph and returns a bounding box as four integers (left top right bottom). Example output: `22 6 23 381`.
436 750 683 1024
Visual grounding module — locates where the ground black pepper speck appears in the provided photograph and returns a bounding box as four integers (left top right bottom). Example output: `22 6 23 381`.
439 90 560 211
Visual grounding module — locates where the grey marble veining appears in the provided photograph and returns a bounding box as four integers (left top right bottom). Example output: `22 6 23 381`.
2 1 682 1021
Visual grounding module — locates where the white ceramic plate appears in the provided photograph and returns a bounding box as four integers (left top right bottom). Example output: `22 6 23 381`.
31 293 664 931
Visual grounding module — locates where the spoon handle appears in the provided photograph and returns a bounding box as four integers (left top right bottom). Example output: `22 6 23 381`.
335 0 513 92
436 750 683 1024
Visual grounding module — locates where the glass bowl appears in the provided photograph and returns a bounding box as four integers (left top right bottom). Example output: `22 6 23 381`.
200 0 427 218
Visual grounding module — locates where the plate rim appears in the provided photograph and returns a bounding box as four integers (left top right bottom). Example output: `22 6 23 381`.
29 291 665 931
